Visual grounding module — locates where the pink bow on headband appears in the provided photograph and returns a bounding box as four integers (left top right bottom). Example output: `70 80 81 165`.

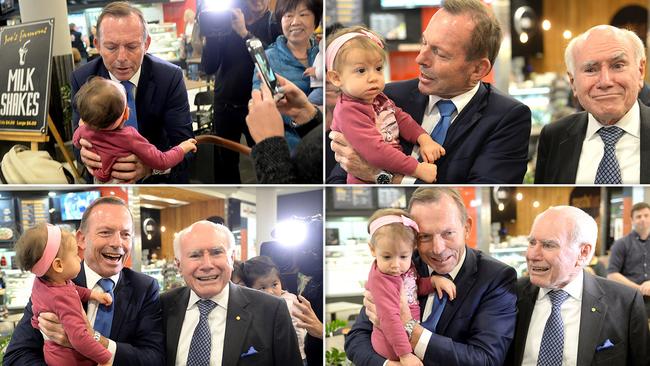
369 215 419 237
326 30 384 71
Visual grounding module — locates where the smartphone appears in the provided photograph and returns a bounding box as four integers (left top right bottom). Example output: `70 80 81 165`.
246 37 280 96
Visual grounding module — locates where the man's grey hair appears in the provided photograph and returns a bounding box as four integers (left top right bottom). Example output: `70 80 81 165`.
173 220 236 260
534 205 598 262
565 25 646 75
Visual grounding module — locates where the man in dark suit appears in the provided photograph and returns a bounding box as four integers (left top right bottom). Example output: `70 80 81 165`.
345 187 517 366
535 25 649 184
505 206 649 366
4 197 164 365
328 0 531 184
72 1 194 184
161 220 302 366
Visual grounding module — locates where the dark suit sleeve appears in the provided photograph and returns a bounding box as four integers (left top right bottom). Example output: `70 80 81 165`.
2 298 47 366
70 72 83 167
112 277 165 365
326 164 348 184
344 307 389 366
157 67 194 184
272 295 303 365
467 102 531 183
534 124 550 184
628 290 650 366
422 265 517 366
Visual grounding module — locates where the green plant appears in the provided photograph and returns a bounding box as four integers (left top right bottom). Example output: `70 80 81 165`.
325 319 347 337
326 347 347 366
0 335 12 364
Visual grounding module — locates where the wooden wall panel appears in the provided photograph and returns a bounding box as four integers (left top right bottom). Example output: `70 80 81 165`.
530 0 646 74
504 187 573 236
159 199 225 260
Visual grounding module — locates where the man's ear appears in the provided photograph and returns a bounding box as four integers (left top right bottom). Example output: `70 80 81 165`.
471 58 492 82
577 243 593 267
464 215 473 241
75 230 86 260
327 70 343 88
567 71 577 97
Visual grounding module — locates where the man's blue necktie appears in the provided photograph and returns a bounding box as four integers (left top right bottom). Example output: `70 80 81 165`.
421 292 448 333
187 299 217 366
94 278 114 337
430 100 456 145
537 290 569 366
121 80 138 129
594 126 625 184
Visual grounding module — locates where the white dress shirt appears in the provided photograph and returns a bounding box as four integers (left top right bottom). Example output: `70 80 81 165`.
575 101 641 183
84 262 121 364
108 68 142 94
402 83 481 184
521 270 584 366
175 285 229 366
413 248 467 359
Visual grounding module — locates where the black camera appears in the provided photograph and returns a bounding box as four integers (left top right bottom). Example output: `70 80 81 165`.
197 0 244 38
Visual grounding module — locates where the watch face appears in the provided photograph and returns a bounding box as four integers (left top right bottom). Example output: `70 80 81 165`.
376 173 391 184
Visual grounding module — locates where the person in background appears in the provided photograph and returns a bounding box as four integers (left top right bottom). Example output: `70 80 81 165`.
231 260 245 286
246 74 322 183
535 25 650 184
72 1 194 184
607 202 650 317
252 0 322 151
160 221 302 366
241 255 309 362
202 0 282 183
505 206 649 365
70 23 89 64
4 196 165 365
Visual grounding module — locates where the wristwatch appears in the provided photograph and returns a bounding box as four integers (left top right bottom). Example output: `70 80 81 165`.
93 330 101 342
404 319 418 340
375 170 393 184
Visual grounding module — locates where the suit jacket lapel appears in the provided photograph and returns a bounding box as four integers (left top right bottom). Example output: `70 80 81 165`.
577 272 606 366
73 265 89 311
166 287 190 366
136 56 155 132
513 279 539 365
436 247 477 334
557 113 587 182
441 83 487 155
222 283 252 366
403 86 429 155
639 102 650 183
111 270 133 339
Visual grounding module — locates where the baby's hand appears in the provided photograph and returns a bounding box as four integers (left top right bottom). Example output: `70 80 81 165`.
417 134 445 163
399 353 423 366
303 67 316 78
180 138 197 153
413 162 437 183
431 275 456 300
90 289 113 306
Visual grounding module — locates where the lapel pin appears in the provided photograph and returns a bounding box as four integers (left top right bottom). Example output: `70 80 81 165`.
236 315 241 320
591 307 597 313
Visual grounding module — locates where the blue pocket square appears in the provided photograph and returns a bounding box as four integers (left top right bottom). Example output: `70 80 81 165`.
241 346 258 358
596 339 614 352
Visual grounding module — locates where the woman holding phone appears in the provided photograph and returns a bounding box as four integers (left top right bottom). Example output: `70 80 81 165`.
252 0 322 150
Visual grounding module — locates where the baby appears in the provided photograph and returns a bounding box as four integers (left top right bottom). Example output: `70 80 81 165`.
366 208 456 366
73 77 196 183
14 223 113 366
327 26 445 184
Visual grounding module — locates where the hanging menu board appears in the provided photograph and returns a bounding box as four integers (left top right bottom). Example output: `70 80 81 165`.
19 197 49 229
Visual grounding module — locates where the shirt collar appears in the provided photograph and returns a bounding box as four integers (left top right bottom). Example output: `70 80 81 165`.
187 283 230 311
425 82 481 116
108 67 142 88
427 245 467 280
83 261 121 289
537 269 584 302
586 100 640 140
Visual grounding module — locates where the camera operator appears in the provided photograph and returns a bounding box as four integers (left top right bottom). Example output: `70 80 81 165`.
201 0 281 183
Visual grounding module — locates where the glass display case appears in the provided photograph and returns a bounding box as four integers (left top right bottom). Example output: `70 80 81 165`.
325 245 372 298
489 236 528 278
148 23 181 62
3 269 33 310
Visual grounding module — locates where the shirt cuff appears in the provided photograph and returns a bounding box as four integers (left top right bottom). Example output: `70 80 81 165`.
414 327 432 359
107 339 117 364
401 175 417 185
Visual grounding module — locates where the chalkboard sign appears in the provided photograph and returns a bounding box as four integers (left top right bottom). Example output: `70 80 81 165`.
0 19 54 134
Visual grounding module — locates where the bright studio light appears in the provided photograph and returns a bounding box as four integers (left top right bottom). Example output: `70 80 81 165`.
274 219 308 247
203 0 235 12
563 30 572 39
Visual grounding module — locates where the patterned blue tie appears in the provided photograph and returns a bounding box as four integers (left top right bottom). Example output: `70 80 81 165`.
537 290 569 366
187 299 217 366
594 126 624 184
94 278 114 337
430 100 456 145
121 80 138 129
420 292 448 333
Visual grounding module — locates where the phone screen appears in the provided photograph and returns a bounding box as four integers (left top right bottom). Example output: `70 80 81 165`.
246 37 279 95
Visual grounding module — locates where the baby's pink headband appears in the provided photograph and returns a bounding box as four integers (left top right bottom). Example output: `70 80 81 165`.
31 224 61 277
369 215 419 237
326 30 384 71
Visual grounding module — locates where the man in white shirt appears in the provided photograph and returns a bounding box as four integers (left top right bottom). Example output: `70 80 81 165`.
160 220 302 366
506 206 649 366
535 25 650 184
